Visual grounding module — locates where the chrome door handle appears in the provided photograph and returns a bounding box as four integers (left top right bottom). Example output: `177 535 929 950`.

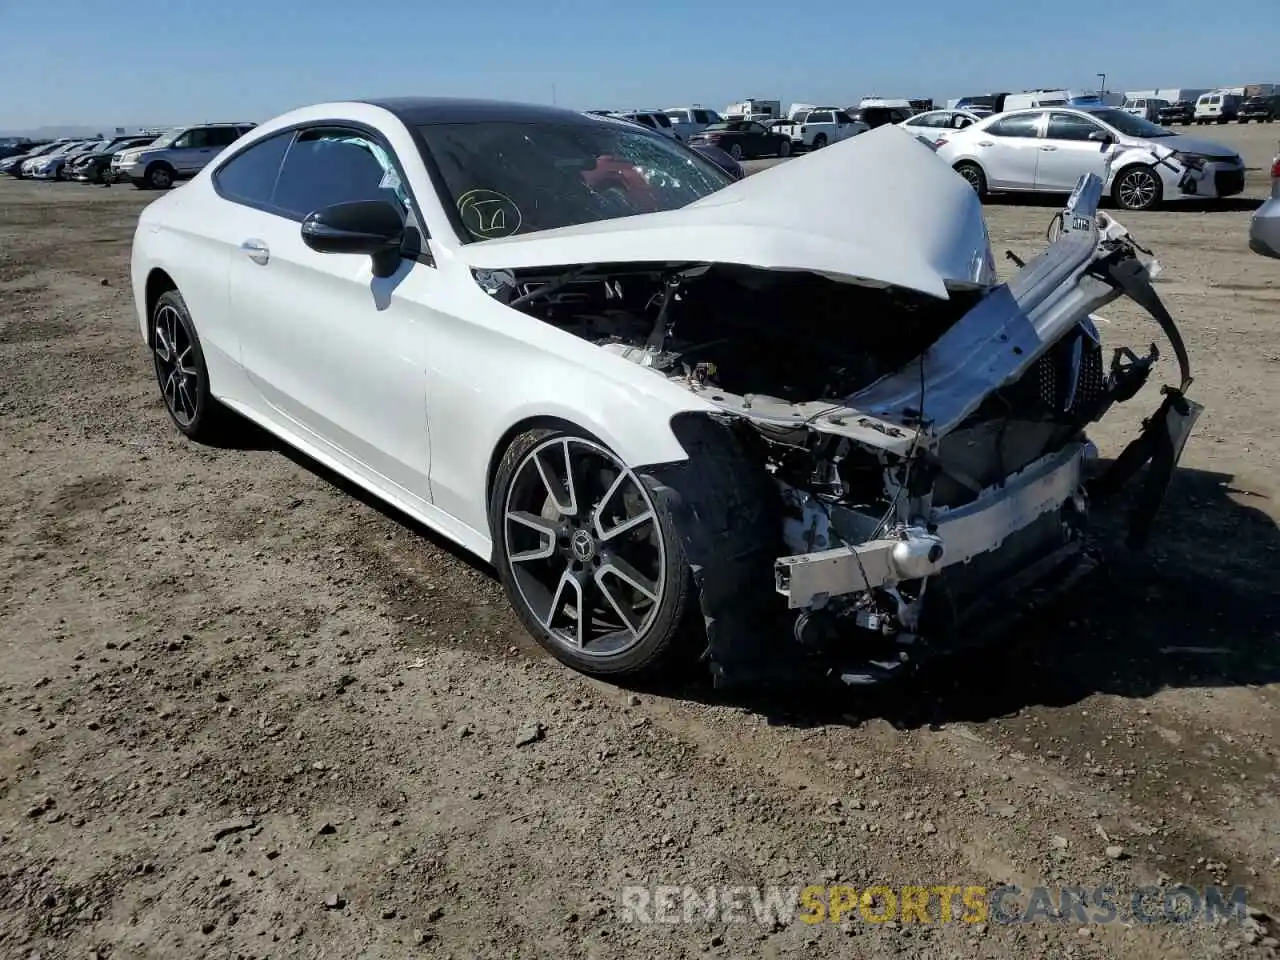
1040 145 1058 151
240 239 270 265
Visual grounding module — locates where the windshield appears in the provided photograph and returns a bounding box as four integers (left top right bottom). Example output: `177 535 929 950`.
703 122 745 132
1089 108 1175 137
151 126 184 148
418 119 733 241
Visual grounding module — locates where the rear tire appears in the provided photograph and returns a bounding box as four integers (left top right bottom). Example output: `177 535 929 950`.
811 133 828 149
150 289 228 442
728 143 744 161
489 427 697 680
777 139 791 158
953 161 988 199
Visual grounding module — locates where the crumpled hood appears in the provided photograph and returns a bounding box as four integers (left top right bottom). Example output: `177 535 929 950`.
456 125 995 299
1150 133 1242 160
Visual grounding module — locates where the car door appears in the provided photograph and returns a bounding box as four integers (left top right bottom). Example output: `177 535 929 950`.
834 110 859 138
166 127 214 175
743 121 768 156
807 110 833 141
1035 112 1113 191
973 112 1045 189
218 125 438 507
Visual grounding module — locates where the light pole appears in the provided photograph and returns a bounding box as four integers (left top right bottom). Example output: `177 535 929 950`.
1097 73 1107 96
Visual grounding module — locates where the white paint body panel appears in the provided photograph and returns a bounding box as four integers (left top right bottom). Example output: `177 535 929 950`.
126 101 1042 573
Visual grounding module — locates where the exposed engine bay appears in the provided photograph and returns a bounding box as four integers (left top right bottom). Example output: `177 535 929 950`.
474 177 1202 687
478 261 987 404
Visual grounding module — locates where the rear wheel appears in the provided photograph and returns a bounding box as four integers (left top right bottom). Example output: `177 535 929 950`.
811 133 829 149
728 143 744 161
1112 164 1163 211
490 428 696 679
777 139 791 158
151 289 227 441
953 161 988 199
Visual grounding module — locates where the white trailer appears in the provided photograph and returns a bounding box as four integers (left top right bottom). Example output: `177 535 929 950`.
723 99 782 122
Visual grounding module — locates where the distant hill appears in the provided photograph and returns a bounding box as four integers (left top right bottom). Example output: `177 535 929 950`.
0 124 165 139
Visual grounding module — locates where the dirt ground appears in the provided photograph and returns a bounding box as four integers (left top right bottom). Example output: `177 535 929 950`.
2 123 1278 960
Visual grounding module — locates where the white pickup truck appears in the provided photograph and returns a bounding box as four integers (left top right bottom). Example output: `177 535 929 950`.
772 107 866 150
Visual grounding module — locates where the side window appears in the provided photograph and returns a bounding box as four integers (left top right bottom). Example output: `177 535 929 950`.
213 131 293 208
208 127 242 147
185 128 213 149
987 113 1042 137
271 127 406 220
747 122 766 135
809 111 834 123
913 113 941 128
835 111 854 124
170 129 195 149
1047 112 1104 141
693 109 710 124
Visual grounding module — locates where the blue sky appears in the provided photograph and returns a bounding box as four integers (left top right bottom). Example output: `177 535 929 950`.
2 0 1277 130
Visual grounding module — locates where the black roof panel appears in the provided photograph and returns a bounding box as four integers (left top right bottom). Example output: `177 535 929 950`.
361 97 596 127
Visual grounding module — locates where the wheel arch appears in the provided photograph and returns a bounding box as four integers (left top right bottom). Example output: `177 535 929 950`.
482 406 696 541
143 268 178 346
484 415 602 533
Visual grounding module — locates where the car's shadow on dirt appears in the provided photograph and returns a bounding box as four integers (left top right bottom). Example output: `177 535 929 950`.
645 464 1280 730
206 422 1278 728
208 418 495 568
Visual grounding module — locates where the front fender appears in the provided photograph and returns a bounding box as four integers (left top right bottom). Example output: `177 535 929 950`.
422 297 718 540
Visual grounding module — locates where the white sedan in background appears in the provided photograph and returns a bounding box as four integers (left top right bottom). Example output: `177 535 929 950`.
130 100 1200 688
934 106 1246 210
896 109 982 148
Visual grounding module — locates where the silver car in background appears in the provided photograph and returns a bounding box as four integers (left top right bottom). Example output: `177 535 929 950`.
935 106 1246 210
1249 146 1280 258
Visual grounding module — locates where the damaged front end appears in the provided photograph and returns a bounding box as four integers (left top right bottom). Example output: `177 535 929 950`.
477 169 1200 688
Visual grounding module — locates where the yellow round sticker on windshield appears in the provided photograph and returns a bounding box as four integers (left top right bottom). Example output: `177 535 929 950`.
457 189 523 239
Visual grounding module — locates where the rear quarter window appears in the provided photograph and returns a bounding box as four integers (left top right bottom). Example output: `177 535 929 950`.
213 131 293 208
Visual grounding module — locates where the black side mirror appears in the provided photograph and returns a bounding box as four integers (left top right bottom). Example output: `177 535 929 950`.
301 199 406 278
1088 130 1115 146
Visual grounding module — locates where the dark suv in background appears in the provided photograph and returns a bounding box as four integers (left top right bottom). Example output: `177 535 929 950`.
1238 95 1280 123
851 105 913 128
1157 100 1195 125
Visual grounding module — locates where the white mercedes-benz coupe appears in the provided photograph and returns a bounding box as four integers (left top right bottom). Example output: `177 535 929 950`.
131 98 1201 688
